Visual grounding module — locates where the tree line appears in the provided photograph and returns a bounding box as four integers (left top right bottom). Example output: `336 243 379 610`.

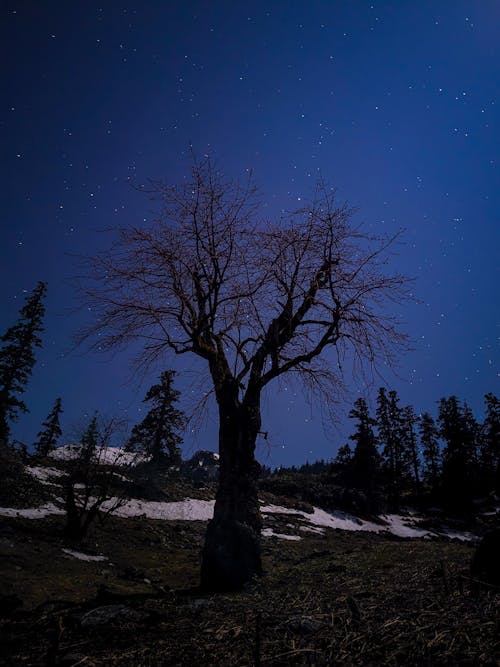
1 282 498 523
331 389 499 513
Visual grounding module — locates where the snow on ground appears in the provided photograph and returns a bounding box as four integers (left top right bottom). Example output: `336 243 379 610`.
102 497 216 522
261 504 477 542
261 504 383 533
0 502 65 519
382 514 431 539
262 528 302 541
0 496 477 542
438 527 477 542
49 445 148 467
62 548 108 562
26 466 65 484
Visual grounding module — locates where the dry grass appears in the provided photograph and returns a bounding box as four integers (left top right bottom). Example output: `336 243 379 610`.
1 511 498 666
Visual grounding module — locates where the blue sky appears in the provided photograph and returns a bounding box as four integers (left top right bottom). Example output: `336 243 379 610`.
1 1 498 466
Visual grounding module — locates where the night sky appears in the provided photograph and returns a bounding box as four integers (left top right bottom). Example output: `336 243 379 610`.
1 1 498 467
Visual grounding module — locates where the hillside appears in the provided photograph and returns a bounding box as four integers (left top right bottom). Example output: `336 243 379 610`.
0 448 498 665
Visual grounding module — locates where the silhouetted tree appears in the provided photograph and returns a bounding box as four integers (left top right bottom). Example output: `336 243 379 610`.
419 411 441 489
64 414 132 543
126 370 185 465
349 398 380 502
334 443 353 468
34 397 63 457
438 396 475 510
0 282 46 443
376 387 407 510
400 405 421 497
480 393 500 493
80 158 410 590
333 443 353 483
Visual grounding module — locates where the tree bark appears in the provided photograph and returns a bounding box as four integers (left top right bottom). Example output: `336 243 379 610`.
200 390 262 591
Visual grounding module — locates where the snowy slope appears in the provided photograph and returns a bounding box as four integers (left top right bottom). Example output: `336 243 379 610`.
48 444 148 467
0 495 476 541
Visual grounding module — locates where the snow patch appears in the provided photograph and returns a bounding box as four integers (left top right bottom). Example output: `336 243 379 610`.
103 497 215 521
261 504 383 533
262 528 302 541
261 504 476 542
0 502 65 519
381 514 430 538
0 494 478 542
26 466 65 484
62 548 108 562
297 524 325 535
49 445 148 467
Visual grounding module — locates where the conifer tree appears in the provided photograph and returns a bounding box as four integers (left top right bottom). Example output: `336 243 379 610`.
0 282 47 443
480 393 500 493
80 414 99 466
376 387 407 510
438 396 475 509
400 405 421 496
349 398 380 499
419 411 441 488
332 443 353 483
126 370 185 465
334 443 353 468
34 397 63 457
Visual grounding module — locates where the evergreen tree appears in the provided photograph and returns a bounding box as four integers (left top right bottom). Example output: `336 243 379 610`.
334 443 353 468
0 282 47 442
126 370 185 465
438 396 475 510
349 398 380 499
400 405 421 496
34 397 63 457
376 387 407 510
79 414 99 466
480 393 500 493
419 411 441 488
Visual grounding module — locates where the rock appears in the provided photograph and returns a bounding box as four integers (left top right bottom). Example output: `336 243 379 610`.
79 604 145 628
192 598 213 610
471 528 500 588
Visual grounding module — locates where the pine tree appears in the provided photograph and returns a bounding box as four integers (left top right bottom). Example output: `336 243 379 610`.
400 405 421 496
480 393 500 493
80 414 99 466
333 443 353 483
34 397 63 457
0 282 47 443
334 443 353 468
438 396 475 510
419 411 441 488
349 398 380 499
376 387 407 510
126 370 185 465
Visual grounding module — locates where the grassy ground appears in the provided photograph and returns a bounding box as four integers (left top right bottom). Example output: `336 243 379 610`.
1 509 498 666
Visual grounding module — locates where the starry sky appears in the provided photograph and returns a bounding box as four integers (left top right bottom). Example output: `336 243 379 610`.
1 1 498 466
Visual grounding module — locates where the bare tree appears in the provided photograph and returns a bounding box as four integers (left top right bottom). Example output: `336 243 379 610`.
63 414 135 543
80 158 410 590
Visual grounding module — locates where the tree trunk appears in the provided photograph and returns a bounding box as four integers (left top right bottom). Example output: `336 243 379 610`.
200 394 262 591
